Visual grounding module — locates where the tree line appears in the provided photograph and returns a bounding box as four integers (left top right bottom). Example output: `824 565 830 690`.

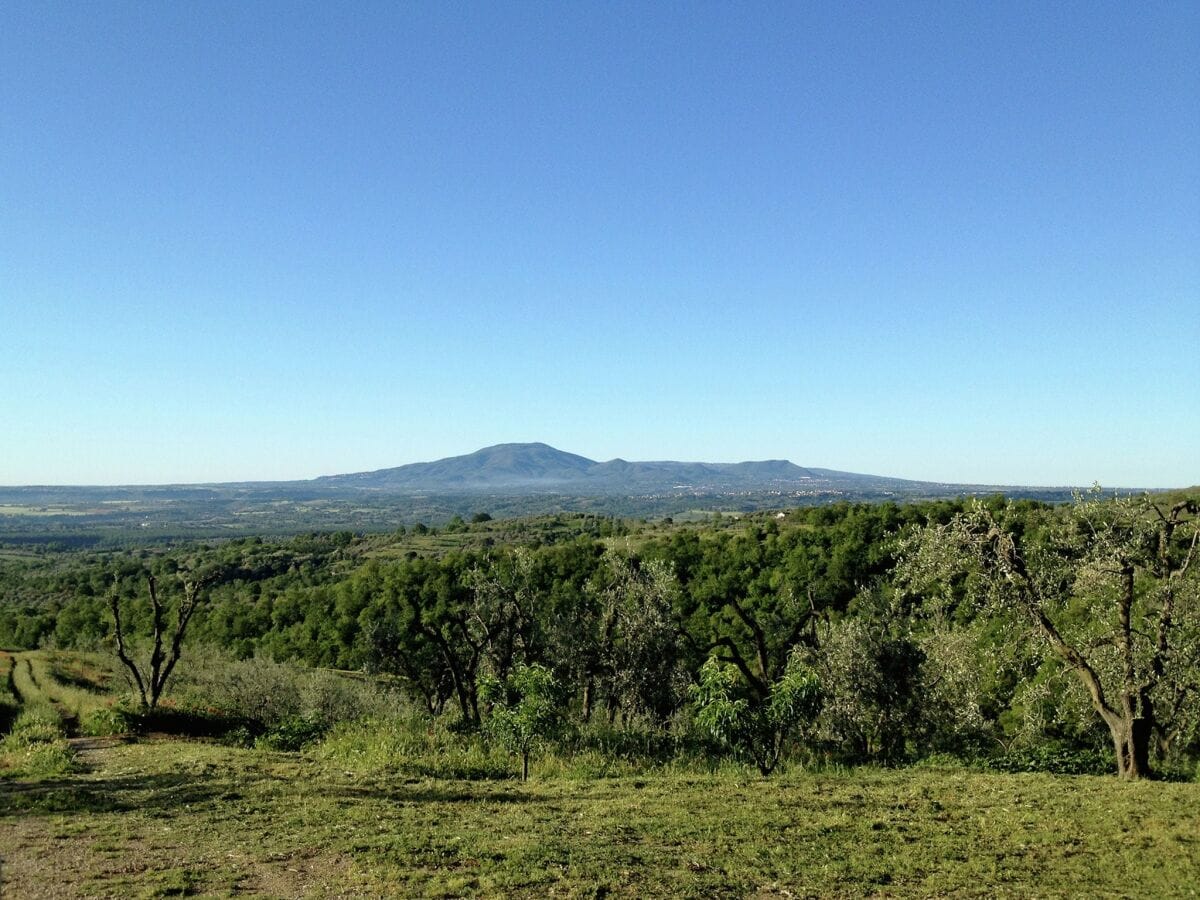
1 494 1196 779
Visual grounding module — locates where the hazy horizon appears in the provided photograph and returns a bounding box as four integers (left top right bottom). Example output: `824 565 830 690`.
3 4 1197 488
0 439 1186 491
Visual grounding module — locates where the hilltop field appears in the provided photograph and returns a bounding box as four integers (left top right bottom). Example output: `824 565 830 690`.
2 649 1198 898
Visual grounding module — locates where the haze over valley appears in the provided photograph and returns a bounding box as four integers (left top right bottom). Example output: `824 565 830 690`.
0 441 1116 544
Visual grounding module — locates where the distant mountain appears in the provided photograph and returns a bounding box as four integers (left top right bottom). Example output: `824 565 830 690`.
0 442 1101 542
315 442 935 494
320 443 596 490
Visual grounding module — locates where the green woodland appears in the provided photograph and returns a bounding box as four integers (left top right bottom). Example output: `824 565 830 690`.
3 491 1197 781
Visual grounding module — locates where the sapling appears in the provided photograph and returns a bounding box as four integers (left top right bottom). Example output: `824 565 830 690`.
478 663 560 780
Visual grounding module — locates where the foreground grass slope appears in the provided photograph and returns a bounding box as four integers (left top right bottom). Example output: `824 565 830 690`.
3 738 1198 898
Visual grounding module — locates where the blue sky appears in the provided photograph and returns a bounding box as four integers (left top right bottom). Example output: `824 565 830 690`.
2 2 1197 487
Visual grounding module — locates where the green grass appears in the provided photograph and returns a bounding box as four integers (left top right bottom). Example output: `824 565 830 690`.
0 651 15 709
0 665 75 780
10 654 42 708
1 737 1198 898
1 651 126 779
2 649 1197 895
0 711 75 779
29 651 126 734
7 651 127 737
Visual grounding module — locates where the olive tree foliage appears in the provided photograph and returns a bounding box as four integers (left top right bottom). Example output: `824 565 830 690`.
478 662 560 780
898 490 1199 779
588 553 688 725
806 611 926 763
174 649 392 730
916 619 1005 749
690 649 822 775
465 548 546 684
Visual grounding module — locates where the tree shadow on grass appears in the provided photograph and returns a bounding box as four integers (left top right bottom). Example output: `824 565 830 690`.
333 783 531 805
0 768 534 819
0 770 250 817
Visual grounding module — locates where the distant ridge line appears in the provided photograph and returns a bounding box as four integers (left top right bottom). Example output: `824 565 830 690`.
313 442 935 494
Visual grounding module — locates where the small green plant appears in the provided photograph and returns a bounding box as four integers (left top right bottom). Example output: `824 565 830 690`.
691 649 822 775
987 743 1112 776
81 703 131 737
478 663 561 780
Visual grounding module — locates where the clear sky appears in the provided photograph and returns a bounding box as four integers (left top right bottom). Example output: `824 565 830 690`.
2 2 1197 487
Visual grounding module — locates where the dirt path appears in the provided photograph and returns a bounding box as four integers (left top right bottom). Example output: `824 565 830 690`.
66 734 130 761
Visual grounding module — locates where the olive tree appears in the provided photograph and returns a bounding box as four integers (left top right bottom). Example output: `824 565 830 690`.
808 613 927 763
900 491 1199 779
591 553 688 725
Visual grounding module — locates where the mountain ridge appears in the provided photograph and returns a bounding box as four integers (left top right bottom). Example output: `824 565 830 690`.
314 442 929 494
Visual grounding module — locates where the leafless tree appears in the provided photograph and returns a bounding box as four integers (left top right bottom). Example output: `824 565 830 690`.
110 571 218 710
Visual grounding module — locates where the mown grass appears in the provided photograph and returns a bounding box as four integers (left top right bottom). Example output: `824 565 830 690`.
0 655 77 779
1 650 130 780
1 736 1198 898
26 650 127 736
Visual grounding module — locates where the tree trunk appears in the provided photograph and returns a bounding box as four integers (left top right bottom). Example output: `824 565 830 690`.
1104 699 1155 780
521 749 529 781
581 679 594 722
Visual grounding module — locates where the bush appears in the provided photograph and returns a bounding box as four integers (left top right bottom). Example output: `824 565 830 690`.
0 703 75 779
0 738 76 779
986 744 1112 776
176 652 303 726
257 715 328 752
6 703 62 744
81 704 131 737
173 649 397 747
299 669 392 729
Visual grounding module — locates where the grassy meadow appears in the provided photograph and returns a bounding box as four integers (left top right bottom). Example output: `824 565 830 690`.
1 650 1198 898
4 738 1200 898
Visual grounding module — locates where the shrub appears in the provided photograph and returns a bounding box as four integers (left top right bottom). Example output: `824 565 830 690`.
986 744 1112 776
257 715 328 752
173 648 396 747
81 704 131 737
691 650 822 775
0 703 75 779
